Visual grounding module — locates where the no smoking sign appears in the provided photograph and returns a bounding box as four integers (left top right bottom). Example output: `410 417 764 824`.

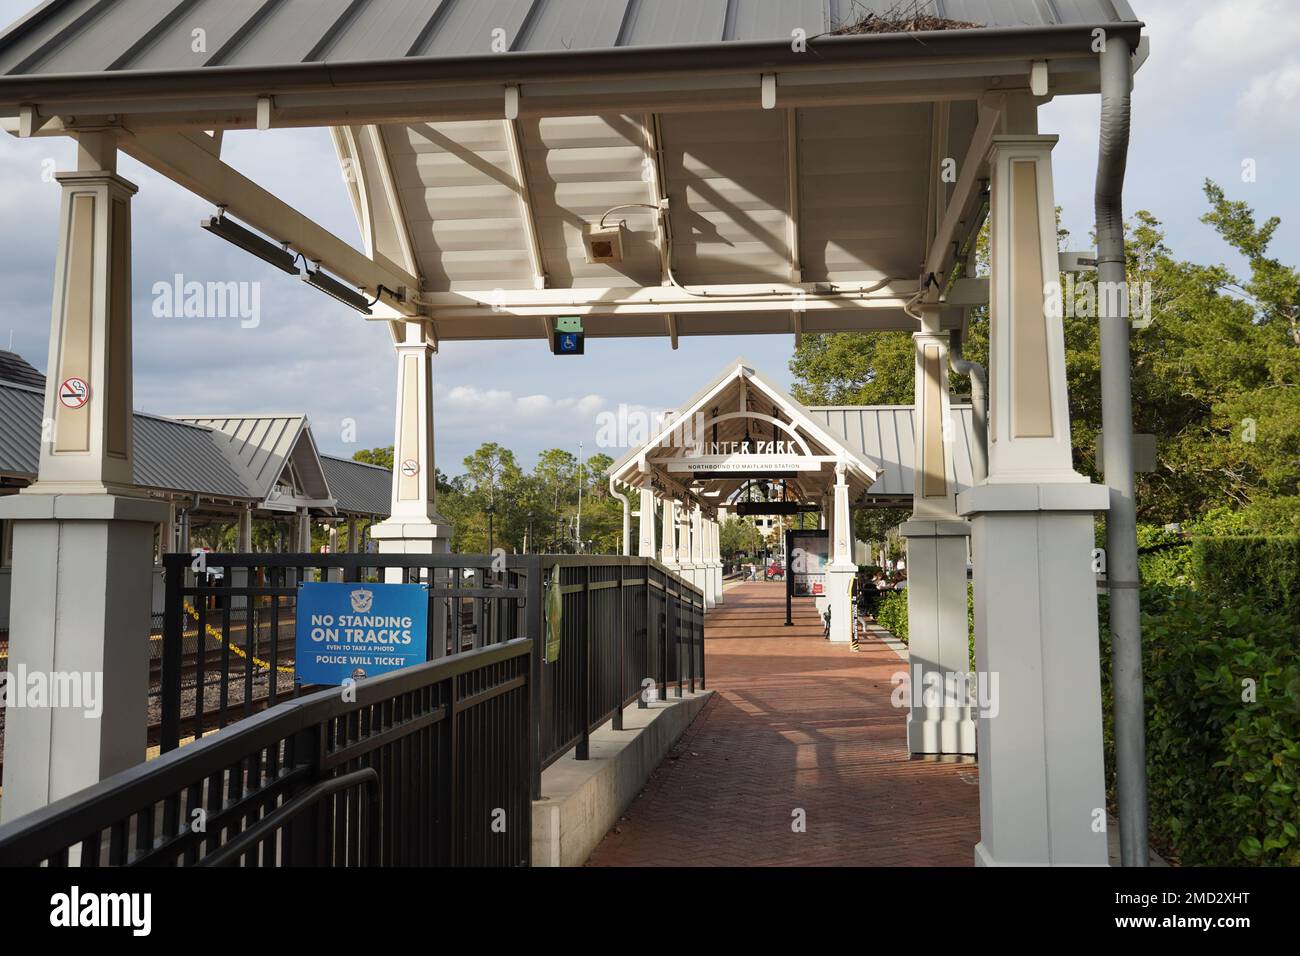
401 459 420 478
59 377 90 409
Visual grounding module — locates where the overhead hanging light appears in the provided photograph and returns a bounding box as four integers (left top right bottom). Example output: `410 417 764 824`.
303 264 373 315
200 211 299 275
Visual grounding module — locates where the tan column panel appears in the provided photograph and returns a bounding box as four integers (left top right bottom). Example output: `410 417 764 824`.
1010 160 1054 439
922 343 948 498
53 193 95 454
397 353 419 501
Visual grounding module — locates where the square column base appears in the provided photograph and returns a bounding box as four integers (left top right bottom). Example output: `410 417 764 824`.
825 565 856 642
902 519 976 756
959 482 1110 867
0 492 169 823
368 518 453 553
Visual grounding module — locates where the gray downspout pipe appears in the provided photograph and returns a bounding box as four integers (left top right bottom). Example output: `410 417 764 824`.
949 329 989 483
609 475 632 556
1097 34 1148 867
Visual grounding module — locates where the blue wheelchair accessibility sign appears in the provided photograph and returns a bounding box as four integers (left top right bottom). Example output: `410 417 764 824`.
295 582 428 686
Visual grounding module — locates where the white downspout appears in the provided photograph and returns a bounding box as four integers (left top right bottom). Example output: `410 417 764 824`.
609 475 632 557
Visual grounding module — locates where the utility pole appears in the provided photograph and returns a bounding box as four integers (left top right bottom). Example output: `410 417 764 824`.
575 441 584 550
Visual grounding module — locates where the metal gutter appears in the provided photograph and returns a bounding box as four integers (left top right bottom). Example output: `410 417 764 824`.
0 22 1143 105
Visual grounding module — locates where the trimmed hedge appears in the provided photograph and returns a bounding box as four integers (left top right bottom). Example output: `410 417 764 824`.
1192 536 1300 621
1100 588 1300 866
876 590 908 644
872 585 976 672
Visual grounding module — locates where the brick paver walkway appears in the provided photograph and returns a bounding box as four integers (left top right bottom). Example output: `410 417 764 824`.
586 581 980 866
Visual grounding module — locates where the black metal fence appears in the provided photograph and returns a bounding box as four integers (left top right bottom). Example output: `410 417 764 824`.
158 553 528 752
0 552 704 867
530 557 705 778
0 639 532 866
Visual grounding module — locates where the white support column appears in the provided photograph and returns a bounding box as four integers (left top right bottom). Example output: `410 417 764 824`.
714 518 726 605
903 306 976 756
702 517 714 606
674 503 692 580
638 488 657 559
660 497 679 568
295 508 312 553
689 505 706 596
160 502 176 556
699 512 715 608
0 133 168 822
957 127 1110 866
709 518 723 607
369 321 453 571
236 506 253 552
326 524 343 581
825 463 856 643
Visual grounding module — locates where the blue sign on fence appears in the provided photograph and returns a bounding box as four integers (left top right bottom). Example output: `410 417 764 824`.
295 582 428 686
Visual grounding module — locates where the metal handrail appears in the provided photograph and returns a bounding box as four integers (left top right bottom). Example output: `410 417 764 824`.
0 640 530 866
199 768 381 867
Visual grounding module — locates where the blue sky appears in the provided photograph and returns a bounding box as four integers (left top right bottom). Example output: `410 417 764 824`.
0 0 1295 476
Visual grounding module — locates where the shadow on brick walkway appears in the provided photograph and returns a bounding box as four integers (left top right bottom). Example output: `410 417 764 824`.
586 581 980 866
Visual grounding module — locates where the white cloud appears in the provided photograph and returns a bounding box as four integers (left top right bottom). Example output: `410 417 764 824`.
441 384 607 423
1187 0 1300 68
1240 60 1300 113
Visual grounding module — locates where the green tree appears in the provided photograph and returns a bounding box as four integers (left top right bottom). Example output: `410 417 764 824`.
790 184 1300 526
352 445 393 469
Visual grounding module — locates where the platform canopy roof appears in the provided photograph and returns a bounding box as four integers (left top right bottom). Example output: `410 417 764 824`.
0 1 1144 346
0 356 390 517
807 403 979 503
171 414 336 512
608 357 882 514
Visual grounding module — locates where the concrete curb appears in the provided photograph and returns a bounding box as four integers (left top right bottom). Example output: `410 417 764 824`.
532 689 713 867
864 623 909 660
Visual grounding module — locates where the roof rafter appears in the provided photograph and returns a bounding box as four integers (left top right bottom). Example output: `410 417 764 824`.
502 114 548 290
922 93 1002 304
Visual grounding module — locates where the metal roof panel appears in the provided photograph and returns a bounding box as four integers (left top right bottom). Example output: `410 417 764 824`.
807 404 977 499
320 454 391 517
0 0 1141 75
0 381 257 497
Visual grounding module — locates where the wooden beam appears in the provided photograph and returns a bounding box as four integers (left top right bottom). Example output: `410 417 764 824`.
412 282 919 320
640 113 670 284
784 108 802 284
502 116 547 290
120 130 420 314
